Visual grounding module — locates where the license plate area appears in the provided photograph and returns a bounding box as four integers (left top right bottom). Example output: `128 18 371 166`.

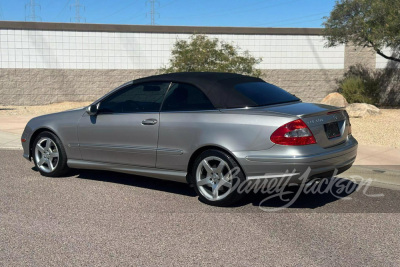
324 122 341 139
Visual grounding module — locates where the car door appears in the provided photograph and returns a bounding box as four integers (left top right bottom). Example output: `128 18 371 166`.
156 83 217 171
77 81 171 167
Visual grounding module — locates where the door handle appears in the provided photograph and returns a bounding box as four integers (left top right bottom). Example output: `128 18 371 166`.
142 118 158 125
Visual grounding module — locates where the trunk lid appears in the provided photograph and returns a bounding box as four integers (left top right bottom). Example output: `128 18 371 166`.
226 102 350 148
260 102 349 148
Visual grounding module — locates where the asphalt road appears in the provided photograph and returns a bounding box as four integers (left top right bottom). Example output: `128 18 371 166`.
1 150 400 266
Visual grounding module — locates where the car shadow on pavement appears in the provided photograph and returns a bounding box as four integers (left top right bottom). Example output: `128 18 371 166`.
74 169 197 197
31 166 83 178
31 166 196 197
72 170 359 209
236 178 359 209
32 166 357 208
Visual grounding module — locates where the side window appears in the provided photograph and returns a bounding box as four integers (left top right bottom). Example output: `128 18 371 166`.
98 82 170 113
161 83 215 111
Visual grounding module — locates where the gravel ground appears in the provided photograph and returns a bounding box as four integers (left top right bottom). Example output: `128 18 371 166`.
0 102 91 117
350 109 400 148
0 102 399 148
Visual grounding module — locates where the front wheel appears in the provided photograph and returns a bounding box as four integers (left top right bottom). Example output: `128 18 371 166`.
191 149 246 206
32 131 69 177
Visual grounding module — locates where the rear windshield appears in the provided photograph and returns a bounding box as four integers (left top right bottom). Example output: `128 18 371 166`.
234 82 300 107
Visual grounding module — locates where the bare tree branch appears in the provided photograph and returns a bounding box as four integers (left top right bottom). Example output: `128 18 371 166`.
368 40 400 63
376 49 400 63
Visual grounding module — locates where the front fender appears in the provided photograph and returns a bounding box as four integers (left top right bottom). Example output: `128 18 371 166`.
22 108 86 161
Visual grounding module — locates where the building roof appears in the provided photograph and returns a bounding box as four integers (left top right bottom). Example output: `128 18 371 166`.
133 72 265 109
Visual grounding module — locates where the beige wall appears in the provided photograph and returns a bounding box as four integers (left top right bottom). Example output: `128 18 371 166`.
344 43 376 69
261 69 344 102
0 69 156 105
0 68 345 105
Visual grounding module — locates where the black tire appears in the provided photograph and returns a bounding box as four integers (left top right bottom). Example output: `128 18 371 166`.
191 149 246 206
32 131 69 177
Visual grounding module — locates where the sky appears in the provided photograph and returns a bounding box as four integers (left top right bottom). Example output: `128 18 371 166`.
0 0 337 28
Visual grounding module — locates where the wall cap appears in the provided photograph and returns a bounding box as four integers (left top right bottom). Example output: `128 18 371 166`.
0 21 323 35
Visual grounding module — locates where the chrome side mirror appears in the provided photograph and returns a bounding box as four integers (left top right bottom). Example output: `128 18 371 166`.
86 103 99 116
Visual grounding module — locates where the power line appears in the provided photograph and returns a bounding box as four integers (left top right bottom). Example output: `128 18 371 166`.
158 0 177 10
25 0 41 22
94 0 140 22
110 0 176 25
271 17 323 27
146 0 159 25
70 0 85 23
54 0 71 21
251 11 329 27
163 0 299 21
0 1 3 20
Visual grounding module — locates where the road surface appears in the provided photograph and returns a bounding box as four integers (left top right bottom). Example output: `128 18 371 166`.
1 150 399 266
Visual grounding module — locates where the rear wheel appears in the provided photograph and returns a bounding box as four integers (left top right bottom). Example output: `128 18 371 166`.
32 131 69 177
191 149 246 206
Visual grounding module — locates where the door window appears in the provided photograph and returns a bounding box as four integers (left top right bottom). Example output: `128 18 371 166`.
161 83 215 111
98 82 171 113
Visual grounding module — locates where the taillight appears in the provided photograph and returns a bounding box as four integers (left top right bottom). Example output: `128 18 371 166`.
270 119 316 146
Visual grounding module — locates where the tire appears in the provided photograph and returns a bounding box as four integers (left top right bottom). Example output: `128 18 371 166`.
32 131 70 177
191 149 246 206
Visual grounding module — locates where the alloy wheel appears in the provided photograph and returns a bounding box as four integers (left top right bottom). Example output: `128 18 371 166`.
196 156 234 201
34 137 60 173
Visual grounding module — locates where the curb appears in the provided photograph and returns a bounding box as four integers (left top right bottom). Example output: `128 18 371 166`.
341 165 400 191
0 147 23 150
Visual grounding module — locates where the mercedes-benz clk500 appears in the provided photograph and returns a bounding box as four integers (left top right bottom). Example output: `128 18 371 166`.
22 72 357 206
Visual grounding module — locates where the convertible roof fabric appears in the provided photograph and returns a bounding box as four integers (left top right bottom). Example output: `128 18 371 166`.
132 72 264 109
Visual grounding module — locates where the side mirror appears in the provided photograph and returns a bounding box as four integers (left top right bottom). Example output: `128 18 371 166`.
86 103 99 116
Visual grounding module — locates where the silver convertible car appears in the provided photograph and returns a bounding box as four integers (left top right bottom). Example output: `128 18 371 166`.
22 72 358 206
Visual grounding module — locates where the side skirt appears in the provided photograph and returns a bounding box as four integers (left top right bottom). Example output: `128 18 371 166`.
67 159 188 183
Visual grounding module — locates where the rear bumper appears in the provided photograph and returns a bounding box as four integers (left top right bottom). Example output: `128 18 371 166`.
233 135 358 183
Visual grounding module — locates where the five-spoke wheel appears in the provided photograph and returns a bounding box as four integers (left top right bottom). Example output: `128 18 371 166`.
192 149 245 206
32 131 69 177
196 156 233 201
34 137 60 173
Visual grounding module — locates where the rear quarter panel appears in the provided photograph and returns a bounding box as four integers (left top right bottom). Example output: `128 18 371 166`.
156 110 295 171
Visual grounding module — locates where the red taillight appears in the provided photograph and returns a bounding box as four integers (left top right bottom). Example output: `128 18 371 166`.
270 119 316 146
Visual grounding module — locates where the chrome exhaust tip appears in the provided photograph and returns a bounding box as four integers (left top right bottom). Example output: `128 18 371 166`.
305 178 321 187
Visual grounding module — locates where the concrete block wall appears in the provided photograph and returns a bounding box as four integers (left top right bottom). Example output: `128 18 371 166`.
0 21 388 105
261 69 344 101
0 69 156 105
0 30 344 70
344 43 376 69
376 47 398 69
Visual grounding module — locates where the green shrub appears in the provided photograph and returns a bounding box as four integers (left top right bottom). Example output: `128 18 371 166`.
161 34 262 77
337 65 381 105
339 76 373 104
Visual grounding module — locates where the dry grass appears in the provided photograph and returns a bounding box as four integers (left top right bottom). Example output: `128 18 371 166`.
350 109 400 148
0 102 92 116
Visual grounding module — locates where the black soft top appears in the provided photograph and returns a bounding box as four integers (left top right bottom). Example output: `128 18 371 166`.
133 72 265 109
